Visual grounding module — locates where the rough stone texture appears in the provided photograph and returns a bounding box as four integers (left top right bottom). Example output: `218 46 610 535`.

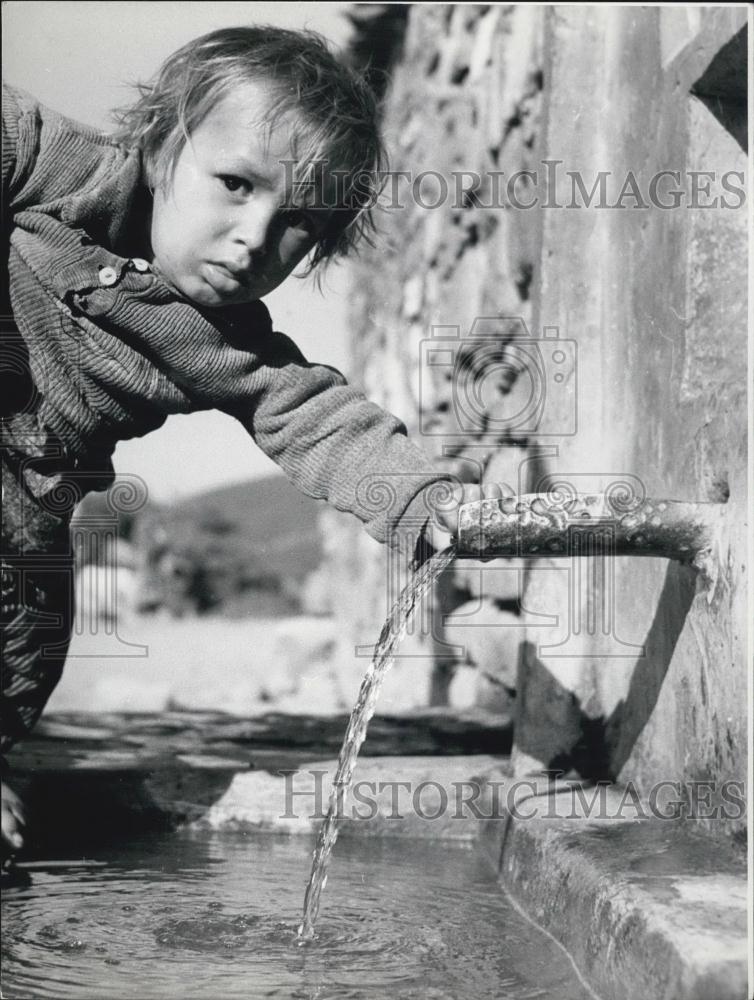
476 774 748 1000
5 710 511 852
6 720 746 1000
513 6 748 836
326 4 747 834
322 5 546 715
199 754 506 841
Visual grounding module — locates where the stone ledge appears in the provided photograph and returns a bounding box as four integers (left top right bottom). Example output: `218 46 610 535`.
5 717 747 1000
4 711 510 853
476 774 748 1000
196 754 508 840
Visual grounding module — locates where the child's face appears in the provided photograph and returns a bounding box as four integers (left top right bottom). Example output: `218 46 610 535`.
149 82 332 307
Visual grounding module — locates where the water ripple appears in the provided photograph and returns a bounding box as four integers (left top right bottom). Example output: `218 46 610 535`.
2 831 592 1000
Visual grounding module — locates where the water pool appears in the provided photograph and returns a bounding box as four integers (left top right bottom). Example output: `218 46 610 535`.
2 830 593 999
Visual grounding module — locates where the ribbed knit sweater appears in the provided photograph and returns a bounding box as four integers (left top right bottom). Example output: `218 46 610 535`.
2 83 447 544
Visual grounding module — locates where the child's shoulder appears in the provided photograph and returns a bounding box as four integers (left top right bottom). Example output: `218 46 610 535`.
2 81 39 157
3 80 119 153
3 81 131 211
2 81 42 117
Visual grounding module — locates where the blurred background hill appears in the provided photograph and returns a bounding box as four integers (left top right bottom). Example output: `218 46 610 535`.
74 475 323 619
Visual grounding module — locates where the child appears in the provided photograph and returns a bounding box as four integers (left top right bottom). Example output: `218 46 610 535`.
1 26 501 855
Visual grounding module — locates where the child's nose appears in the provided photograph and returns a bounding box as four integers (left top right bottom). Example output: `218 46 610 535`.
233 203 277 259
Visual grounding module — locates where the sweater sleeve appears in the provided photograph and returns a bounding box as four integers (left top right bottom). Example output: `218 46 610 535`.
2 84 16 195
228 326 451 548
2 82 39 207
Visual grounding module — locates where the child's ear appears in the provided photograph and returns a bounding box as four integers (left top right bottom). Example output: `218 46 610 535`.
141 154 156 193
141 150 164 195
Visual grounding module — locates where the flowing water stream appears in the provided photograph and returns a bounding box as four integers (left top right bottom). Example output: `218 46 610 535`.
298 545 457 940
1 542 599 999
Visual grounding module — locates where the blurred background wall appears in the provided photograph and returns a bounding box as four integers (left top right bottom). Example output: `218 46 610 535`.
317 5 748 837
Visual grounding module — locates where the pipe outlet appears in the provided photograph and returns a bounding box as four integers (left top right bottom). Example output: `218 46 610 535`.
457 493 725 579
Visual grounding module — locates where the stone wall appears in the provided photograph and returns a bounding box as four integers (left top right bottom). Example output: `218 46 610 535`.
319 4 748 832
316 4 547 715
515 7 748 834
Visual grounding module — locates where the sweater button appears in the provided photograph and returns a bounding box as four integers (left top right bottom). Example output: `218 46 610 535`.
131 258 150 272
98 266 118 287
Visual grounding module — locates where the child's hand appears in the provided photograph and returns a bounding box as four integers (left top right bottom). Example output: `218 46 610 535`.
429 482 506 541
1 778 26 861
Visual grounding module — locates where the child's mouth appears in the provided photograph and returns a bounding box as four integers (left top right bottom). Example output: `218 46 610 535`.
203 262 251 296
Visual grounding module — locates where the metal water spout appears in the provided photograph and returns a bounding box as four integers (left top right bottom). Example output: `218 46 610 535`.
456 492 726 584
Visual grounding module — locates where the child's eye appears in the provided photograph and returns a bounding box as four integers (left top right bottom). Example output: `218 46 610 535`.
219 175 251 195
285 209 317 237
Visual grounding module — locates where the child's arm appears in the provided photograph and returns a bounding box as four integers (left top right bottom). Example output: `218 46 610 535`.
2 82 27 212
2 81 124 217
226 326 452 550
2 82 43 207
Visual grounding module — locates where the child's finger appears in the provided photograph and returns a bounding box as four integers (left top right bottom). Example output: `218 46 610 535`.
1 782 27 853
3 790 27 826
1 809 25 852
456 483 481 505
481 482 505 500
8 799 27 827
